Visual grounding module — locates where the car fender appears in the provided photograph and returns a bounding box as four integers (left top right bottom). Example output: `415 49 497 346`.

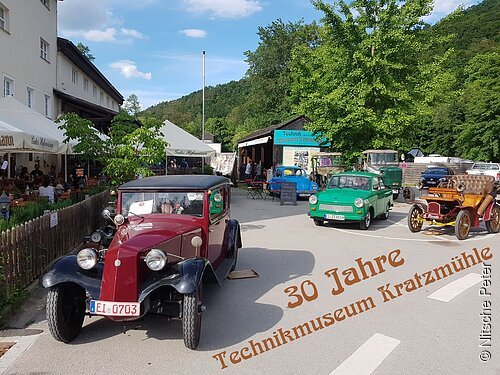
483 202 499 221
40 255 103 299
413 201 428 212
223 219 242 256
138 258 218 302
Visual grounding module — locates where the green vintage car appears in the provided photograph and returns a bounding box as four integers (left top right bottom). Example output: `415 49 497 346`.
308 171 393 229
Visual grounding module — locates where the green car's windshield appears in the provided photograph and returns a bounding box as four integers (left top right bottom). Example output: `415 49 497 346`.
368 153 398 165
328 176 371 190
121 191 204 217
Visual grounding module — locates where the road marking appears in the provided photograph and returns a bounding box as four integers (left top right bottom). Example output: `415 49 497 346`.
330 333 400 375
0 334 41 374
428 273 482 302
328 226 496 243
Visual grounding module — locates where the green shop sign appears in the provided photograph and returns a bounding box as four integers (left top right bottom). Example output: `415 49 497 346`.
273 130 330 147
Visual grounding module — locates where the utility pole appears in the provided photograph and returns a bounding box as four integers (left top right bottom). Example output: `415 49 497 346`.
202 50 205 142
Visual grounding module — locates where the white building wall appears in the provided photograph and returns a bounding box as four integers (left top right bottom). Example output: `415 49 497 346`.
56 54 120 112
0 0 57 118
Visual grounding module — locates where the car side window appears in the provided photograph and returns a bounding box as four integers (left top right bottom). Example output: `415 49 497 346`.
379 178 386 189
372 177 380 190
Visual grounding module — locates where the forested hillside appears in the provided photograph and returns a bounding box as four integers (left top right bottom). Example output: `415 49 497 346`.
141 0 499 161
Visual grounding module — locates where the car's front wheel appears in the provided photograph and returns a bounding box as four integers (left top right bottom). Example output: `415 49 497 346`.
46 283 86 343
455 210 471 240
182 286 203 350
360 210 372 230
313 219 325 226
408 205 423 233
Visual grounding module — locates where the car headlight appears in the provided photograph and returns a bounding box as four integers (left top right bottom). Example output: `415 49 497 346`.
76 248 99 270
114 214 125 226
145 249 167 271
309 195 318 204
354 198 364 208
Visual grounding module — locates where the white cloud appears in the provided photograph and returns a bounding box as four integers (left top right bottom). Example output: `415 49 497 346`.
58 1 146 43
180 29 208 38
120 28 145 39
110 61 152 80
81 28 118 42
182 0 262 18
424 0 479 23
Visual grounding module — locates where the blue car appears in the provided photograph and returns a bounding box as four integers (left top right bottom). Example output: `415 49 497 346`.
418 167 454 188
268 166 318 197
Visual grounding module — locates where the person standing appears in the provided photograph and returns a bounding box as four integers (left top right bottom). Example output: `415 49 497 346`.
1 154 8 178
245 159 253 180
256 160 263 180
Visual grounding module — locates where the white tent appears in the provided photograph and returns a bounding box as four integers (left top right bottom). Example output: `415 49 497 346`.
0 96 71 154
159 120 216 158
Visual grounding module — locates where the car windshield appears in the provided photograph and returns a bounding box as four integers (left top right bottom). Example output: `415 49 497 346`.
368 153 398 165
424 168 448 175
121 191 204 217
472 163 499 171
328 176 371 190
282 168 306 177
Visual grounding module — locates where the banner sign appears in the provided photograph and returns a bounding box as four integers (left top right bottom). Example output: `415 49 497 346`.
273 130 330 147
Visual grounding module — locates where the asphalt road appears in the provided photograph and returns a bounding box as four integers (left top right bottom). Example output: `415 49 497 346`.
1 189 498 375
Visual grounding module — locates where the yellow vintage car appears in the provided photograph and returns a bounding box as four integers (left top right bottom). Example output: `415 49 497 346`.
408 174 500 240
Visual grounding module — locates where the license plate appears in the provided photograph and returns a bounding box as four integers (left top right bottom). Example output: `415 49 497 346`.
325 214 345 220
89 300 140 317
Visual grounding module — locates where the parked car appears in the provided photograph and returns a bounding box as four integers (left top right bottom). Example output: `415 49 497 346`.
41 175 242 349
466 162 500 181
418 167 454 189
408 174 500 240
308 171 393 229
268 166 318 197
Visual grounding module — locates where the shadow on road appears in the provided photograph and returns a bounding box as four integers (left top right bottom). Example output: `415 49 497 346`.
68 247 315 350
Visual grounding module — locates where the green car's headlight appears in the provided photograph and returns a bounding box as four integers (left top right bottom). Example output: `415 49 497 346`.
354 198 364 208
309 195 318 204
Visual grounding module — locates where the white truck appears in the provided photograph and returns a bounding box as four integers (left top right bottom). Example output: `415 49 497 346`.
465 162 500 181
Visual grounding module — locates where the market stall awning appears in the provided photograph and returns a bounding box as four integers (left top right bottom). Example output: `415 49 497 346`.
238 136 271 148
0 96 71 153
160 120 216 157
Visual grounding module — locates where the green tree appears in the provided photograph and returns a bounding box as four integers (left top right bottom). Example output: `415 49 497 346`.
123 94 142 118
291 0 435 160
244 19 320 127
455 51 500 161
57 112 167 185
76 42 95 62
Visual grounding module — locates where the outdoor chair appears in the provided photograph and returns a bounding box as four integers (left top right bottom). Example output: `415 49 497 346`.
246 176 263 199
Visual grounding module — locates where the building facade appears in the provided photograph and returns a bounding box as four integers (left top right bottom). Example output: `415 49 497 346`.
0 0 123 175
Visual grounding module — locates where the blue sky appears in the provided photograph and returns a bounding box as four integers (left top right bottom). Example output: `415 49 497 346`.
57 0 480 110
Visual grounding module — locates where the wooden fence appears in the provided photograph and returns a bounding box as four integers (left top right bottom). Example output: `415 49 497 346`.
0 190 111 297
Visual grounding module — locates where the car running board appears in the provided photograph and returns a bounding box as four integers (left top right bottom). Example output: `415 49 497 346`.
214 257 236 284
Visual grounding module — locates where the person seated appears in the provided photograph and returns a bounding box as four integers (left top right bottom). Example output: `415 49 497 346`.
173 202 184 214
38 175 55 203
5 180 22 199
160 201 173 214
30 165 43 179
18 166 30 180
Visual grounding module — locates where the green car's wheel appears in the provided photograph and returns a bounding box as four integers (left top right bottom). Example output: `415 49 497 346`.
408 205 423 233
455 210 471 240
360 210 371 230
380 203 390 220
485 205 500 233
314 219 325 226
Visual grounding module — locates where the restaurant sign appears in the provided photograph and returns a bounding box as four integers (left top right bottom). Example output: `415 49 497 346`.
273 130 330 147
31 136 55 150
0 135 14 147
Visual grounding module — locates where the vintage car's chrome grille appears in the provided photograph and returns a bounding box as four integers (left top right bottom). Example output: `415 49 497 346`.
319 204 353 212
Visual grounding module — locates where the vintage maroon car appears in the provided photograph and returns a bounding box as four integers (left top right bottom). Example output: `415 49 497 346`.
41 175 241 349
